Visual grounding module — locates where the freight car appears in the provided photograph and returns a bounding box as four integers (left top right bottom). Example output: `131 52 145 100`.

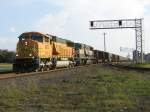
110 53 120 62
93 50 103 63
93 50 129 63
109 53 130 63
118 55 130 62
94 50 110 63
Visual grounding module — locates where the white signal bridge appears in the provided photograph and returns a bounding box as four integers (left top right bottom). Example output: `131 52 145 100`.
90 19 144 63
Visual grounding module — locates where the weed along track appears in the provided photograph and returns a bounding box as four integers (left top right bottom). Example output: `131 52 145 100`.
0 63 149 112
108 63 150 72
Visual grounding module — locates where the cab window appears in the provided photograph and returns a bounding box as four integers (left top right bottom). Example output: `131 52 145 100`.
19 34 30 40
75 43 82 50
45 37 49 42
31 35 43 42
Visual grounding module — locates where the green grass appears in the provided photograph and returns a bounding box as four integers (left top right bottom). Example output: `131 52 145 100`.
130 63 150 68
0 65 149 112
0 63 12 72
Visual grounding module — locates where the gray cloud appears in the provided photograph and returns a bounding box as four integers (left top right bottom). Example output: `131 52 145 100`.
34 0 150 56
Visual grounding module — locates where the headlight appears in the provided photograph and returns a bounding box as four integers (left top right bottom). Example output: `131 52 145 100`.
29 54 32 56
25 42 28 46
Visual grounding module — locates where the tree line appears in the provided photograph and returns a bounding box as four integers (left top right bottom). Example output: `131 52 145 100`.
0 49 16 63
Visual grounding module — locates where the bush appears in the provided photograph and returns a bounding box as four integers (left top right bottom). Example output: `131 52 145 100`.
0 49 15 63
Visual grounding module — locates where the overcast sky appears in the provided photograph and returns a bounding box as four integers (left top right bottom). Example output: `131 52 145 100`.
0 0 150 57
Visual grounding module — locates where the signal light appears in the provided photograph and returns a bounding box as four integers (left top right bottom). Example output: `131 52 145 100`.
119 20 122 26
90 21 94 27
29 54 32 56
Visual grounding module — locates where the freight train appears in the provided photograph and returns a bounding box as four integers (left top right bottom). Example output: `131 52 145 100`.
13 32 129 72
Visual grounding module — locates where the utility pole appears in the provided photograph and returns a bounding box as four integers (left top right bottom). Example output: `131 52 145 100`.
103 33 107 63
103 33 106 52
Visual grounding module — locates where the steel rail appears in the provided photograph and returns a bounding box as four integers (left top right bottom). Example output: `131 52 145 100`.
107 63 150 72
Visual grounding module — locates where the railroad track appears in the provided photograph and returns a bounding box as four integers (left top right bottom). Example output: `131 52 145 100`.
108 63 150 72
0 64 98 80
1 62 148 80
0 71 13 74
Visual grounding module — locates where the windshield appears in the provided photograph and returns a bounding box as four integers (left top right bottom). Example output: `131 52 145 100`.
75 43 82 50
31 35 43 42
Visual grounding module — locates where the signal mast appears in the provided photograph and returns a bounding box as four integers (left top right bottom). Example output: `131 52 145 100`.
90 19 144 63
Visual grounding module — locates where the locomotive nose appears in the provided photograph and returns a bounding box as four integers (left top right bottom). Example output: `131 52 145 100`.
16 40 38 58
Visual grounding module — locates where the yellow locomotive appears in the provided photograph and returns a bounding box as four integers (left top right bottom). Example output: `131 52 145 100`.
13 32 75 72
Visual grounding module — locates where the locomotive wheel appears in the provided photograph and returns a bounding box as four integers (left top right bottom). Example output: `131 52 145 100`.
35 69 39 72
68 64 72 68
71 64 75 68
39 67 44 72
35 67 40 72
46 66 50 71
